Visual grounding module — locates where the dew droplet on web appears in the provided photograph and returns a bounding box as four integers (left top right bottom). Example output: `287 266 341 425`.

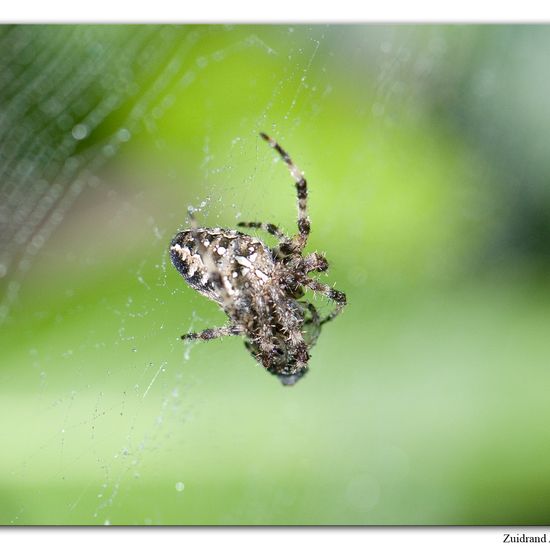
175 481 185 492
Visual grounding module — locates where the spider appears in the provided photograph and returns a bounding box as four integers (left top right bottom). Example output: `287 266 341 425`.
169 133 346 385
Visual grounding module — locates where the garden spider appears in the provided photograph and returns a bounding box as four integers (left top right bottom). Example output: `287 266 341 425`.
170 133 346 385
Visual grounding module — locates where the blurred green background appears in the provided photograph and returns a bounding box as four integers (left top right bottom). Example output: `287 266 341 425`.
1 25 550 525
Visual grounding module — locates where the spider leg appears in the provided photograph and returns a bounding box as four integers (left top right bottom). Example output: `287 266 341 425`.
302 278 347 326
303 252 329 273
182 325 243 341
260 132 310 252
303 301 321 326
301 301 322 347
253 288 310 377
237 221 289 241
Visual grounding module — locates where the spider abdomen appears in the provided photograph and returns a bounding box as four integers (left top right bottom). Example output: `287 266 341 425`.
170 227 275 305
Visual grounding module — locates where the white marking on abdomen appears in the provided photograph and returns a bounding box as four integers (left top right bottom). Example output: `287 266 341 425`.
236 255 252 268
255 269 269 282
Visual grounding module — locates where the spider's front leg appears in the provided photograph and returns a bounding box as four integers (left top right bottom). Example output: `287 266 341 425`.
260 133 310 252
181 325 243 341
302 278 347 326
237 221 288 240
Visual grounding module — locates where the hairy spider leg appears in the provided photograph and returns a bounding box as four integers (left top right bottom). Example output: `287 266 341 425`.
303 252 329 273
301 301 322 348
304 301 320 324
302 301 321 331
246 292 284 368
267 286 310 370
302 278 347 326
260 132 310 252
182 325 243 341
236 221 289 241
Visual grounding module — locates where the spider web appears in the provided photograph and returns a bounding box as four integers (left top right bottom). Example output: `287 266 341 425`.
0 24 335 525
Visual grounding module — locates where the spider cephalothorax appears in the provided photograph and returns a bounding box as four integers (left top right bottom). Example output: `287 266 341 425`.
170 133 346 385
